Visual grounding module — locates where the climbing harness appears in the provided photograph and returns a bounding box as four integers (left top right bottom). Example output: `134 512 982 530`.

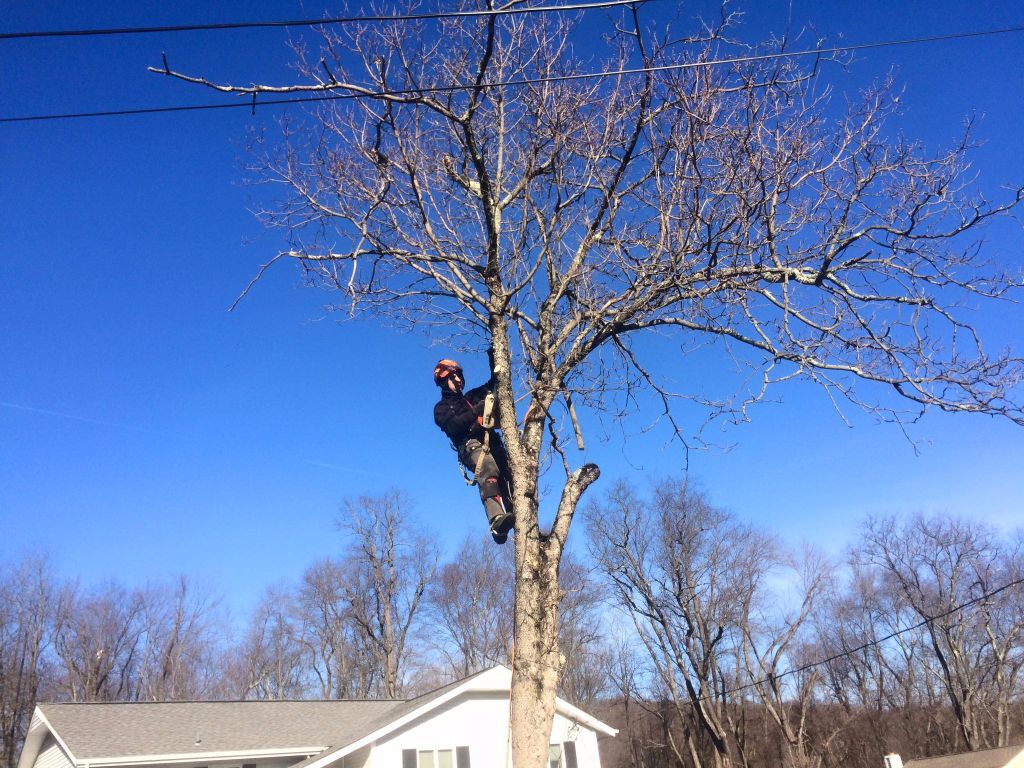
474 392 496 477
454 392 497 485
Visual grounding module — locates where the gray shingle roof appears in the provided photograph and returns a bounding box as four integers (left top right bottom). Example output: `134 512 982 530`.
39 700 401 760
38 667 499 762
905 745 1024 768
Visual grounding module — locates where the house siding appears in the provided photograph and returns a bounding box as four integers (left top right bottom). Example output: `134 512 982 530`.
341 746 371 768
35 737 73 768
371 693 603 768
550 711 603 768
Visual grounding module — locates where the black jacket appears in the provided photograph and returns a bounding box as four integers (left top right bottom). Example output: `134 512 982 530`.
434 379 495 448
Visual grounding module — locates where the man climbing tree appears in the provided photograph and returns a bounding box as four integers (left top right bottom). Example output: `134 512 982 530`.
433 358 515 543
154 2 1023 765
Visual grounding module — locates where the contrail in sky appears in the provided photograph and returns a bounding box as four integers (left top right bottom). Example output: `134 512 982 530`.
2 402 377 473
0 400 183 437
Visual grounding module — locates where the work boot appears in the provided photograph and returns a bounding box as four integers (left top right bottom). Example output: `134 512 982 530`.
485 497 515 545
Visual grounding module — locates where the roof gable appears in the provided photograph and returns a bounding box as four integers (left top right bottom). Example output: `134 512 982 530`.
291 666 617 768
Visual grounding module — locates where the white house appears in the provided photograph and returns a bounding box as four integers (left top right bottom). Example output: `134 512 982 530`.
17 666 616 768
884 745 1024 768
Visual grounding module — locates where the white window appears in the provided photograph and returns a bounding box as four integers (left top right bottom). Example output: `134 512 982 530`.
404 747 467 768
416 749 454 768
548 742 579 768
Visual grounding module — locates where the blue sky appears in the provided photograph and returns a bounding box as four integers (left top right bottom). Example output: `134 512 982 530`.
2 0 1022 618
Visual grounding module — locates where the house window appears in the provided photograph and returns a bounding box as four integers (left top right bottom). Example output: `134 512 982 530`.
548 742 579 768
418 750 453 768
563 742 578 768
404 748 463 768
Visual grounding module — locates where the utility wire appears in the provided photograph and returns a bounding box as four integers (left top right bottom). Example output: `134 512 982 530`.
0 0 644 40
2 24 1023 124
695 575 1024 705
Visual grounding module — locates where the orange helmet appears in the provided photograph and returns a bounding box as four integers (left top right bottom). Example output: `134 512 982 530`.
433 359 464 387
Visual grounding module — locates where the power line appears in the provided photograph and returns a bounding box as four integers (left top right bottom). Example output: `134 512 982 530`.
701 575 1024 705
2 24 1023 125
0 0 644 41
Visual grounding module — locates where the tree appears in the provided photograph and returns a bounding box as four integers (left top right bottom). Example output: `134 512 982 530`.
137 577 224 701
228 586 308 700
557 552 612 708
736 549 830 768
427 535 514 678
53 581 145 702
853 514 1024 752
154 3 1023 763
297 557 379 698
0 557 61 768
589 479 785 767
336 491 438 697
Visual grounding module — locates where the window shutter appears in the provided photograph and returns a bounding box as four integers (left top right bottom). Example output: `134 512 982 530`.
563 742 578 768
402 749 417 768
456 746 470 768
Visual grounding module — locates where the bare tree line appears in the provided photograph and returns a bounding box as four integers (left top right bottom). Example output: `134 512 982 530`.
588 478 1024 768
2 484 1022 768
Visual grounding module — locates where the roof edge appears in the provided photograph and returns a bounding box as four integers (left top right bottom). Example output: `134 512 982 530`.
18 708 78 768
554 698 618 738
81 748 329 767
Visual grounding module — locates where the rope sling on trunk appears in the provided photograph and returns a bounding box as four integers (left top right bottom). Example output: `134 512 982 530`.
457 392 497 483
475 392 496 475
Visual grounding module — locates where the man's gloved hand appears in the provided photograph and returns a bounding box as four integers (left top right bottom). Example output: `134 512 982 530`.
473 399 486 416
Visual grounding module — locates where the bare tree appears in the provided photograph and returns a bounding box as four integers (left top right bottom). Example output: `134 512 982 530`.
427 535 513 678
977 530 1024 747
53 581 145 702
589 479 780 767
336 491 438 697
297 558 379 698
0 557 62 768
153 3 1023 762
228 586 308 700
737 550 830 768
812 559 959 765
137 577 224 701
854 514 1024 752
600 639 654 768
558 552 612 708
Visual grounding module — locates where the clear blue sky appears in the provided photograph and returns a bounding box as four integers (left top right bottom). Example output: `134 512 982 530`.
2 0 1022 617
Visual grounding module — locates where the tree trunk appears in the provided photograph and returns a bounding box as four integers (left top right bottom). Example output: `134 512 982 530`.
510 529 563 767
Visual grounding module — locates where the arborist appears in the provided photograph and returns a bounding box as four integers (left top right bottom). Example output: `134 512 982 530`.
433 358 516 544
